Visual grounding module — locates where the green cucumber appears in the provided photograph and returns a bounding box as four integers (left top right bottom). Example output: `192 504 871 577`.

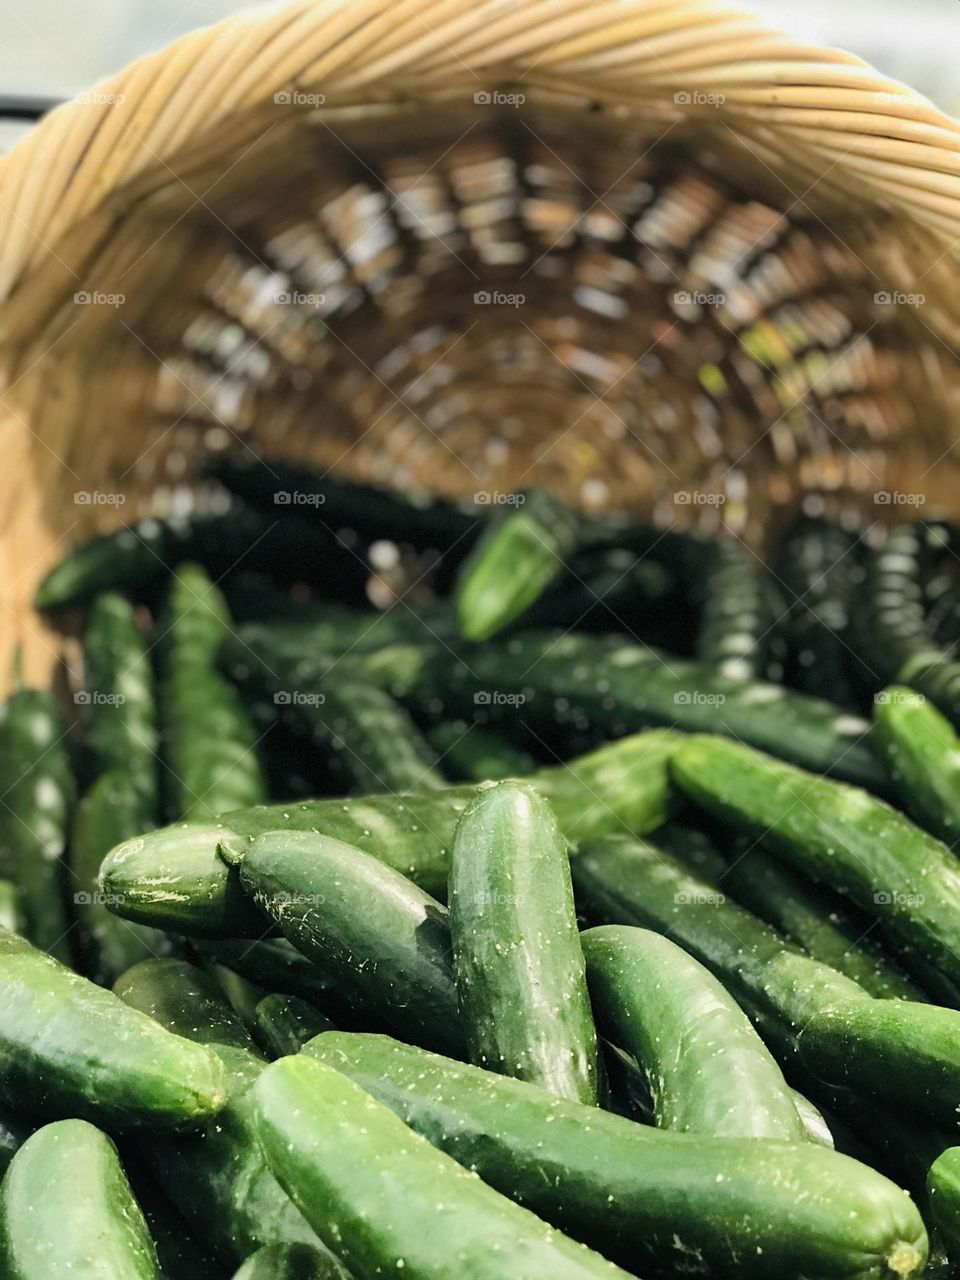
302 1032 929 1279
695 540 782 680
114 960 345 1272
792 1088 834 1147
380 630 886 788
232 1245 344 1280
0 689 75 962
928 1148 960 1261
581 925 805 1139
225 640 444 793
718 838 925 1001
100 730 680 935
70 770 169 985
873 686 960 844
671 734 960 988
189 938 360 1026
0 928 226 1128
233 605 458 661
252 1054 634 1280
0 881 21 935
160 565 266 821
0 1119 159 1279
449 782 598 1102
426 720 537 782
122 1154 227 1280
208 962 265 1033
454 488 583 640
232 831 464 1056
253 994 335 1057
82 592 158 796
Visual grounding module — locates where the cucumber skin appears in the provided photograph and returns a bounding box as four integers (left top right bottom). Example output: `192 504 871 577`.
671 734 960 988
100 730 680 936
253 1055 634 1280
253 994 335 1058
449 783 599 1103
873 686 960 845
303 1032 929 1280
114 960 341 1272
0 690 75 962
928 1148 960 1262
0 929 226 1129
581 925 805 1140
695 540 780 680
236 831 464 1057
0 1119 159 1279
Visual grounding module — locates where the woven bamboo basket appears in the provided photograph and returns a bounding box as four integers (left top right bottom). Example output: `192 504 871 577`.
1 0 959 691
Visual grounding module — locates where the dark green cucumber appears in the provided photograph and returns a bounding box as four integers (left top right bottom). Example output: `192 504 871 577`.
581 925 805 1139
190 938 361 1026
232 1245 344 1280
0 1119 159 1279
449 782 598 1102
115 959 345 1272
70 770 168 985
695 540 782 680
775 516 868 706
232 831 464 1056
718 838 925 1001
0 689 75 962
0 927 225 1127
100 730 681 935
0 880 20 934
209 962 265 1032
426 720 537 782
454 488 583 640
82 592 158 795
928 1148 960 1261
873 686 960 844
234 605 458 661
160 565 266 821
378 630 886 788
122 1153 228 1280
253 1054 635 1280
225 640 444 794
302 1032 929 1280
671 734 960 988
253 994 335 1057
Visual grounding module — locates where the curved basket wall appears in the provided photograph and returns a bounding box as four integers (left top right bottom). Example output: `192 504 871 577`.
1 0 959 685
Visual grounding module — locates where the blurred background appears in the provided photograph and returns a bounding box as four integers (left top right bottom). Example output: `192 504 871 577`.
0 0 954 146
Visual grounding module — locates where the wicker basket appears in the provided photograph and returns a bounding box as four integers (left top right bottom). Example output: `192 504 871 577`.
1 0 959 690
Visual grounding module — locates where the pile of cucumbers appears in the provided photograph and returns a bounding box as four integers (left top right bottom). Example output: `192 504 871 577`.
6 462 960 1278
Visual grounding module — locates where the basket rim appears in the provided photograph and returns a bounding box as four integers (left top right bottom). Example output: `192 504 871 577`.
0 0 958 319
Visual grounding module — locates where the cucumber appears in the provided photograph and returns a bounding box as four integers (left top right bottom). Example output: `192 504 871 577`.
0 881 21 935
224 640 445 794
873 686 960 844
232 1245 344 1280
231 831 464 1056
233 607 457 661
82 592 158 796
449 782 599 1102
792 1089 834 1148
253 994 335 1057
928 1148 960 1261
122 1153 228 1280
302 1032 929 1279
379 630 886 788
160 565 266 821
0 689 75 962
718 837 925 1001
454 488 583 640
209 962 265 1033
695 540 782 680
775 516 868 706
0 1119 159 1279
114 959 345 1272
252 1054 635 1280
0 928 226 1128
671 734 960 988
580 925 805 1139
70 770 169 985
426 720 537 782
100 730 681 935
